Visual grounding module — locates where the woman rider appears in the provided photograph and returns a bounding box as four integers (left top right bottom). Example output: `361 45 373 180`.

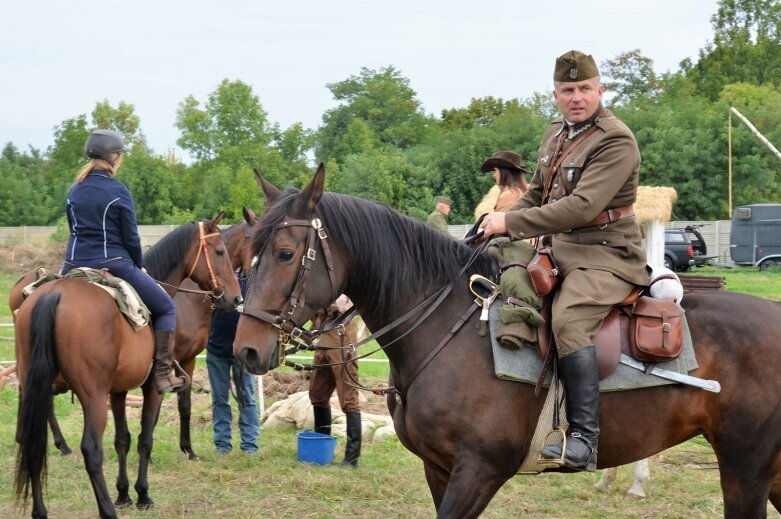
60 129 189 394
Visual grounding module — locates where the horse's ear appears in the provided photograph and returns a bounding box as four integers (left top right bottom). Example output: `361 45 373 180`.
295 163 325 214
208 211 225 229
254 168 281 203
242 207 258 225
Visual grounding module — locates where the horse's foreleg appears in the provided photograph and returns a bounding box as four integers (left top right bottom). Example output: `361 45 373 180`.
49 399 72 456
134 382 163 510
434 462 513 519
80 398 117 519
110 392 132 508
178 380 197 460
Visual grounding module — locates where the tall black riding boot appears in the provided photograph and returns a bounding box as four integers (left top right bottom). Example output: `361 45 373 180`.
153 330 189 394
313 405 332 435
540 345 600 472
340 411 362 468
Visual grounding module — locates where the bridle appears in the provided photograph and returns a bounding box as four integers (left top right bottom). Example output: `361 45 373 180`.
239 209 492 401
155 221 227 307
239 214 339 363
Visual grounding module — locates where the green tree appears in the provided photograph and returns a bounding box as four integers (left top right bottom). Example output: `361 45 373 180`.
600 49 661 106
91 100 142 146
439 97 523 131
316 66 432 164
175 79 274 162
684 0 781 99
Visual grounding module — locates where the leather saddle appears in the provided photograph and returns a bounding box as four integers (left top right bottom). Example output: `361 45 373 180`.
536 286 645 381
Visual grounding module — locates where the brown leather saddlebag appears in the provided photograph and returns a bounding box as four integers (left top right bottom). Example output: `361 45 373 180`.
527 248 559 297
630 296 685 362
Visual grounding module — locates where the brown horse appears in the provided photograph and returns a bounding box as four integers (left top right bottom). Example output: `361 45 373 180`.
235 165 781 518
171 208 258 459
13 214 242 519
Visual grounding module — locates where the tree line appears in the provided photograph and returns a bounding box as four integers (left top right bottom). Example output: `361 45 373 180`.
2 0 780 230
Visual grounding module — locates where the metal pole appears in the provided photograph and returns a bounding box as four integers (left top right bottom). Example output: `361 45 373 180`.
728 110 732 218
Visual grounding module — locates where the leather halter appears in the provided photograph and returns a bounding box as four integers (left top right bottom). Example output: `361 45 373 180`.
240 214 339 362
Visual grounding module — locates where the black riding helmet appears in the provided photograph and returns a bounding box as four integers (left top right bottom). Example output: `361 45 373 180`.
85 130 127 161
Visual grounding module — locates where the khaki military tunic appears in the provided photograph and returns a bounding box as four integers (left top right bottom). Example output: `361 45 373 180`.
504 107 647 352
427 210 449 234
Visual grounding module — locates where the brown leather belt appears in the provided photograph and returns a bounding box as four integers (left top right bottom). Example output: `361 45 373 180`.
585 205 634 227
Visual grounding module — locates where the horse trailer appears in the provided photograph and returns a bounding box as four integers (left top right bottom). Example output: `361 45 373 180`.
729 203 781 270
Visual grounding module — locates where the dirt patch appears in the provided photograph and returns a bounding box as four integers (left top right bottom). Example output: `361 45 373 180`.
0 244 65 275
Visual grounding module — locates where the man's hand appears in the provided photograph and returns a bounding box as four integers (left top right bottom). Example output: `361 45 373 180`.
480 212 508 237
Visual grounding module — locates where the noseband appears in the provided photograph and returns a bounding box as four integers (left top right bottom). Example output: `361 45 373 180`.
239 214 339 364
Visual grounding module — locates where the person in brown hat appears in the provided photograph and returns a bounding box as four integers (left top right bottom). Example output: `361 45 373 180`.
479 50 647 473
478 151 532 214
426 195 452 235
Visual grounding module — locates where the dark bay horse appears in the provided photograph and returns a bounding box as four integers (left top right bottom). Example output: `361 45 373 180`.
13 214 242 519
234 165 781 518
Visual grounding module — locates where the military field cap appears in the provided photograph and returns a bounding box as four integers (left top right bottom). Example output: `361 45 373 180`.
480 151 533 175
436 196 453 206
554 50 599 82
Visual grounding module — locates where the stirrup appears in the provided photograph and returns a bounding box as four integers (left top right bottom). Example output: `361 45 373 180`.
537 426 567 467
172 359 190 381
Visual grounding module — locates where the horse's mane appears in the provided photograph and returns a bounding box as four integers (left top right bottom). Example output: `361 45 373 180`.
253 188 495 323
143 221 201 280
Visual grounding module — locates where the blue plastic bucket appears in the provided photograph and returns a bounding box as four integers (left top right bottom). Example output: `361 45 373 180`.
297 431 337 465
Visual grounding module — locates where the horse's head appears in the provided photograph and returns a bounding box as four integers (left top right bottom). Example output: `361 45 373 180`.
187 212 244 312
235 165 346 374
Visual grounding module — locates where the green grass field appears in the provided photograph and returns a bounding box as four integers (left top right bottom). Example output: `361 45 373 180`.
1 267 779 518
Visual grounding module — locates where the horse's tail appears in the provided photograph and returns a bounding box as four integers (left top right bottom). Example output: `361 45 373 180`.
14 292 60 505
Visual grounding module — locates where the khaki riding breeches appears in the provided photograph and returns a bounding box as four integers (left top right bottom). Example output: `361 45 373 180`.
308 325 360 412
551 268 635 355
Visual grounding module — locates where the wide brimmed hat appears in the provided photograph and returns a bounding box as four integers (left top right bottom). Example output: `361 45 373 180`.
480 151 533 175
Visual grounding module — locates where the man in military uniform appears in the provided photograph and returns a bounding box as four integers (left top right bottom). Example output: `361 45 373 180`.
480 50 647 472
426 196 452 235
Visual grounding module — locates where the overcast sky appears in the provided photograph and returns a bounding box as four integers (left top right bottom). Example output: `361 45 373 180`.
2 0 720 161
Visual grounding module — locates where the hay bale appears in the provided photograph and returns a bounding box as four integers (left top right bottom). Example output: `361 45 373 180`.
635 186 677 226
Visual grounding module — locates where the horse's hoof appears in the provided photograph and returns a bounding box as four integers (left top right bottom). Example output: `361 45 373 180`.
136 499 154 510
114 497 133 508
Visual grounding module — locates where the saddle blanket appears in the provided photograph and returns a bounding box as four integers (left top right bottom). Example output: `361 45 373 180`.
489 301 698 391
22 267 150 331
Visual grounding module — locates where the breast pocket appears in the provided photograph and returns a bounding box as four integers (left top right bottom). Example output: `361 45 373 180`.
559 156 587 193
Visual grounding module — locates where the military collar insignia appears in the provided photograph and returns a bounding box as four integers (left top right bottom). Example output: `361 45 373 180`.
567 122 594 140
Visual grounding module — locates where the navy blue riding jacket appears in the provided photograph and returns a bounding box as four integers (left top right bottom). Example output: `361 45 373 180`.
65 171 143 267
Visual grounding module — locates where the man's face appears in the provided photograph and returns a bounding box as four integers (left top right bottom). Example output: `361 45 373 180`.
553 77 604 124
438 202 451 216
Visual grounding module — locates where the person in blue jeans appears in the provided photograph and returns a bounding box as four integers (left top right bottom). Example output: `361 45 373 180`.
206 273 259 454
